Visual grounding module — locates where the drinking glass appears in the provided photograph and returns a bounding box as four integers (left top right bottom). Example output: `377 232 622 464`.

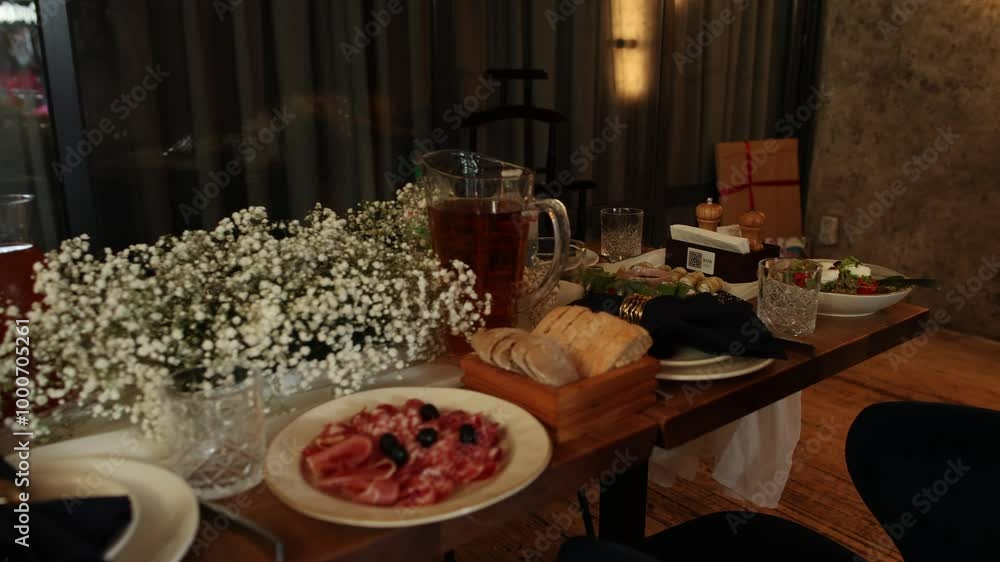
600 207 644 262
1 194 43 316
757 258 822 337
163 364 267 499
421 150 571 337
1 194 44 420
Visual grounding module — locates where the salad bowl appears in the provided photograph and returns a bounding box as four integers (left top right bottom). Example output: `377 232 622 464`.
814 259 912 317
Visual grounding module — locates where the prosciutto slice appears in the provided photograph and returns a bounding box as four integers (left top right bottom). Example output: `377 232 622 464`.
301 399 503 507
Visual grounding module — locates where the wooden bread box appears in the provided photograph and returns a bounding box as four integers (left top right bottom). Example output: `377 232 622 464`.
460 354 660 443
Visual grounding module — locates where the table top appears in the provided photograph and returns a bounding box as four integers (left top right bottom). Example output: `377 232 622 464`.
190 302 928 562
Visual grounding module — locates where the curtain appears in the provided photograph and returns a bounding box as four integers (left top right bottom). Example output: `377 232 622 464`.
66 0 793 249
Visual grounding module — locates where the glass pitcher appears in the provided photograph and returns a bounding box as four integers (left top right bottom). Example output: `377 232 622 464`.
420 150 570 335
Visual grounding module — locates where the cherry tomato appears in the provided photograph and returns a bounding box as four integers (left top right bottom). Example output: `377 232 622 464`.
856 279 878 294
793 272 809 288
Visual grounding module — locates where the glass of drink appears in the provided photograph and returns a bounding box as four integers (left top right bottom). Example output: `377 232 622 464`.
757 258 822 337
1 194 43 314
421 150 570 341
600 207 643 262
1 194 45 419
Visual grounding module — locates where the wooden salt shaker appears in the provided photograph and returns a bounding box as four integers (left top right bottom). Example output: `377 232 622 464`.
739 210 767 252
695 198 724 231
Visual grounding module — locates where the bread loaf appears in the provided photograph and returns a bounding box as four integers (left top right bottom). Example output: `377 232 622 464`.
469 327 579 386
532 305 653 377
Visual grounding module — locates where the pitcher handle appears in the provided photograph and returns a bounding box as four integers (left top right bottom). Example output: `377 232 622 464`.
519 198 571 312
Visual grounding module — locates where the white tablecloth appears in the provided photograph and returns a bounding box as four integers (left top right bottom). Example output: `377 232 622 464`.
648 392 802 508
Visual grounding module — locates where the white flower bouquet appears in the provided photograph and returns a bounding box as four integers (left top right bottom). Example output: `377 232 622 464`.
0 185 489 438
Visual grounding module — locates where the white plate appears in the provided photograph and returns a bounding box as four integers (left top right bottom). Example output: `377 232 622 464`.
656 356 775 381
265 387 552 528
29 457 199 562
813 259 913 317
32 462 139 559
579 248 599 268
659 346 730 368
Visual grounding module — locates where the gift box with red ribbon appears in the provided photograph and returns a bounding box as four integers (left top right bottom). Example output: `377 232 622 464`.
715 138 802 239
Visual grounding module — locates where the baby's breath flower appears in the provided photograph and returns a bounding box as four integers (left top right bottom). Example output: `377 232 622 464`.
0 183 487 440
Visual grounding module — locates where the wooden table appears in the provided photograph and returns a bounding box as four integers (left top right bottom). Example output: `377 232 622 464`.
191 303 928 561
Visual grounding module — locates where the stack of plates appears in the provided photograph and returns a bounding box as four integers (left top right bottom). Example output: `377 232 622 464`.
657 347 774 381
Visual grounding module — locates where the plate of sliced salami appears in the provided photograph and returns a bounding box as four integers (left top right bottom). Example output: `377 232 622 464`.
264 386 552 528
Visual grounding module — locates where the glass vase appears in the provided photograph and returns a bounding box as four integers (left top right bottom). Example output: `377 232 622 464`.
163 365 267 499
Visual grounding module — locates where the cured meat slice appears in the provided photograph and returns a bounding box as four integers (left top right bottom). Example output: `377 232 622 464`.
301 400 504 507
303 434 373 478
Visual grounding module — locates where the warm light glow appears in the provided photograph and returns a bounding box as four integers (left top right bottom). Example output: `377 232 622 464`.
611 0 654 101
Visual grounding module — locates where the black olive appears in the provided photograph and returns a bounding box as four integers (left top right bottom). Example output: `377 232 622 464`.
379 433 399 455
459 424 477 444
417 427 438 447
419 403 440 421
388 445 409 466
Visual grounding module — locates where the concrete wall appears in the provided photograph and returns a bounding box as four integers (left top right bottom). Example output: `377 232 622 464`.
806 0 1000 339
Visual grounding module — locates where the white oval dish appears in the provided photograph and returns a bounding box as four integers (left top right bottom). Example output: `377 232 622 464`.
814 259 912 317
264 386 552 528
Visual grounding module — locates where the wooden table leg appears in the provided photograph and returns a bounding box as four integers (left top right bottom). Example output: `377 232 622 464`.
598 460 648 546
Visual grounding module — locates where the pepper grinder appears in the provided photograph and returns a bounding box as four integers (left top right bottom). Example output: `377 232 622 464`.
695 198 724 231
738 210 767 252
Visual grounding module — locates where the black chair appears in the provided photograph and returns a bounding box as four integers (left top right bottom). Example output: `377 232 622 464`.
558 512 861 561
563 400 1000 562
846 401 1000 562
461 68 596 239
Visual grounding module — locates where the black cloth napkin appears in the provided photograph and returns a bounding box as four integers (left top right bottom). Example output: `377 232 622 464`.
573 292 787 360
1 458 132 562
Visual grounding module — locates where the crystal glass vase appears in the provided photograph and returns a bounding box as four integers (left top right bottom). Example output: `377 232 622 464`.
163 365 266 499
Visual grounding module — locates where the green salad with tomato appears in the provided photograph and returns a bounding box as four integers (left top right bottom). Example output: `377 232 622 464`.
820 257 937 295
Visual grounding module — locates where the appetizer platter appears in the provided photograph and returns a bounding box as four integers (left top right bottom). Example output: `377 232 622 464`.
815 257 936 317
580 263 729 298
461 305 660 442
265 387 551 528
301 399 502 507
